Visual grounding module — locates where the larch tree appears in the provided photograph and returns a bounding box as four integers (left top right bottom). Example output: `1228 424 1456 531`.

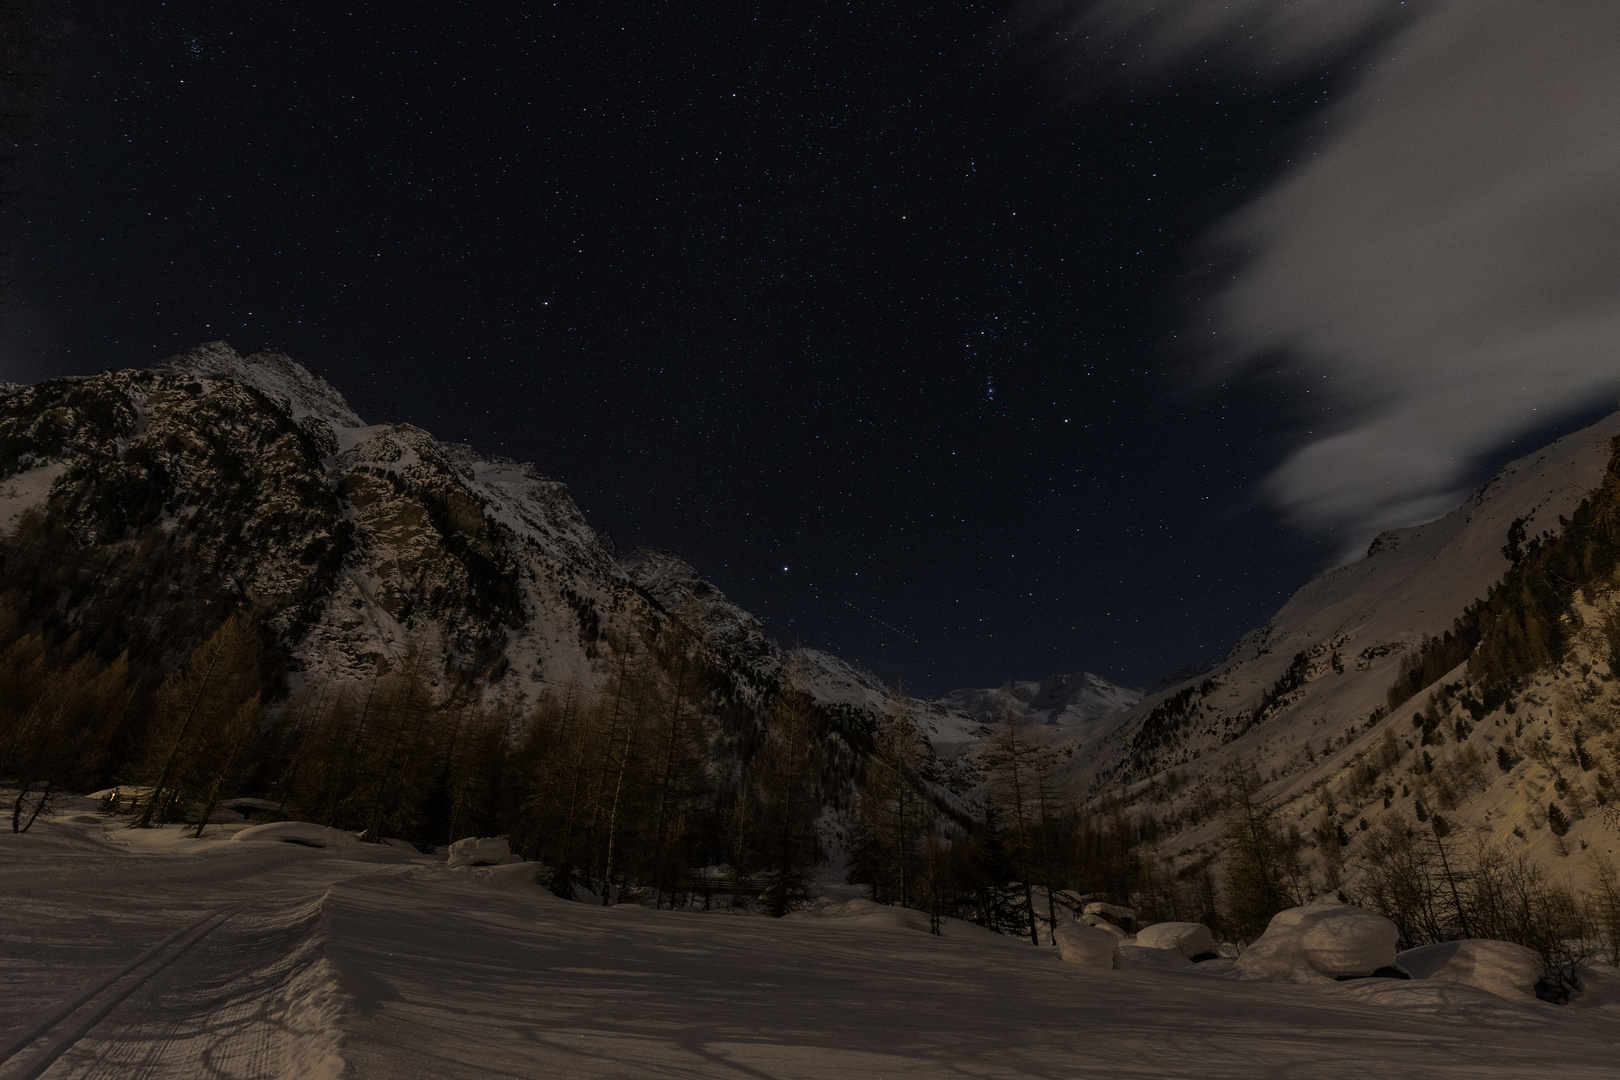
136 613 264 829
0 635 138 832
861 687 935 907
354 645 439 842
756 650 824 917
1220 759 1304 941
645 611 710 908
983 693 1044 945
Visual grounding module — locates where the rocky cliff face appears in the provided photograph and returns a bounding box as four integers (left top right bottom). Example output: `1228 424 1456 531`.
0 343 657 694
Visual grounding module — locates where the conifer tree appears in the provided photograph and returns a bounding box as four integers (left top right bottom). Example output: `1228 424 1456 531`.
190 692 261 837
1220 760 1302 941
0 635 135 830
860 688 935 906
756 651 824 916
983 694 1045 945
354 646 439 842
645 614 709 907
596 652 651 903
136 614 263 828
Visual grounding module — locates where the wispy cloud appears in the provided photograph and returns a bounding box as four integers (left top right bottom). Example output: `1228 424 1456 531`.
1032 1 1620 557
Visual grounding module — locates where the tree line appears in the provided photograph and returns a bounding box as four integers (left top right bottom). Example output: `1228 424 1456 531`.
849 697 1220 943
8 570 1618 974
0 581 1220 934
0 590 836 915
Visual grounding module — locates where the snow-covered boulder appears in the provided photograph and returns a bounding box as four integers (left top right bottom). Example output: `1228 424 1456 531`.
230 822 359 848
1055 922 1121 968
220 797 282 821
1114 944 1194 972
1396 940 1541 1000
1570 962 1620 1011
1134 921 1216 960
1082 901 1134 930
1081 914 1127 937
448 836 514 868
1234 902 1398 982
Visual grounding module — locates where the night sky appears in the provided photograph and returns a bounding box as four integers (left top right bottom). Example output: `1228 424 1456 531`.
3 2 1598 694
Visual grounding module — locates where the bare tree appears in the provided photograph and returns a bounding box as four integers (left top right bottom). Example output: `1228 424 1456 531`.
860 687 935 907
136 614 263 829
983 693 1054 945
756 651 824 917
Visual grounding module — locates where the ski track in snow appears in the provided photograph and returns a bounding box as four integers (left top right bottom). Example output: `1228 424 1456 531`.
2 809 1615 1079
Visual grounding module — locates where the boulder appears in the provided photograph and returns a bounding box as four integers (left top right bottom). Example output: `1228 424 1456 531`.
1114 944 1194 972
1134 921 1216 960
1081 901 1134 931
1080 913 1127 937
1234 901 1398 982
1055 921 1121 968
1396 940 1542 1000
448 836 514 868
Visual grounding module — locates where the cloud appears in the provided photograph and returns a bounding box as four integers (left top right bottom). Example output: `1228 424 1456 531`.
1042 0 1403 75
1036 1 1620 557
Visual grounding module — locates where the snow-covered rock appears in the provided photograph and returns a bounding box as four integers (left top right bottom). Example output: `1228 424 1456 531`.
1134 921 1216 960
1234 902 1398 982
1082 901 1134 930
1396 939 1541 1000
1114 944 1194 972
448 836 514 868
1570 962 1620 1011
230 822 359 848
1055 921 1121 968
1081 914 1127 938
936 674 1141 732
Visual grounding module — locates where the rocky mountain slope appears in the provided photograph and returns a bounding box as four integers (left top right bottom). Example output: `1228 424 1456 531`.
0 344 1140 778
931 674 1142 754
0 346 825 713
1064 410 1620 889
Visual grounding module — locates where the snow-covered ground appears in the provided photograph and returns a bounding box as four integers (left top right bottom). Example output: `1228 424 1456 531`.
2 803 1614 1079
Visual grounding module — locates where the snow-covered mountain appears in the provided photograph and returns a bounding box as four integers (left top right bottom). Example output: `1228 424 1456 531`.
0 344 1015 752
929 674 1143 751
0 347 746 698
1069 409 1620 888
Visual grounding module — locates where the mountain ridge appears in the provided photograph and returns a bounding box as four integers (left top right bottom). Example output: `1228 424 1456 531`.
1057 407 1620 892
0 343 1139 757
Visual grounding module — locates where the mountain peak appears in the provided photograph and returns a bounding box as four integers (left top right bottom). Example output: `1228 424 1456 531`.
157 341 365 438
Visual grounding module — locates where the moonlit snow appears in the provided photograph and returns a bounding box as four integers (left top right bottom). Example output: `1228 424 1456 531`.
3 803 1615 1079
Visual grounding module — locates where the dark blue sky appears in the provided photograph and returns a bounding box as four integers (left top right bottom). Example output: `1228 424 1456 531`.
0 2 1529 693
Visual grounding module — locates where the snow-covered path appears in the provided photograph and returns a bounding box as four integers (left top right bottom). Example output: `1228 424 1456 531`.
2 812 1614 1079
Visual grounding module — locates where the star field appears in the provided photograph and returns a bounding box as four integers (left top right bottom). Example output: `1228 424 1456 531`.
4 2 1380 692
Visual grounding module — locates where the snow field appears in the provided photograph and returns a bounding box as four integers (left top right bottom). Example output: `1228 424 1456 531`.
2 807 1617 1078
